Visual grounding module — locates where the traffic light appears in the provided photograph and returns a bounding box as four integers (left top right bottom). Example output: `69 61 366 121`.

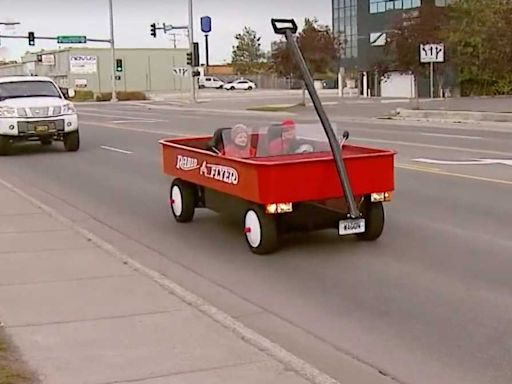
150 23 157 38
186 51 193 66
28 31 35 46
115 59 123 72
193 42 200 67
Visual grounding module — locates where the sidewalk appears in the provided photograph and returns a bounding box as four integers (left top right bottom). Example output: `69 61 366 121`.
0 178 336 384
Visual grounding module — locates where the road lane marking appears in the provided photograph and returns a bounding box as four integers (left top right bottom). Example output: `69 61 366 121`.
421 133 482 140
396 163 440 171
82 120 187 136
397 164 512 185
352 137 512 157
100 145 133 154
413 158 512 166
112 120 160 124
78 111 168 122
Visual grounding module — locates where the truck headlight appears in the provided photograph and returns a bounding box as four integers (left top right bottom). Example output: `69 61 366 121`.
0 107 17 118
62 103 76 114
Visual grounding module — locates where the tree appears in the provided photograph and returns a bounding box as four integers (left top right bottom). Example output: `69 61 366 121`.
231 27 266 74
444 0 512 95
272 18 342 79
379 3 449 99
271 18 343 104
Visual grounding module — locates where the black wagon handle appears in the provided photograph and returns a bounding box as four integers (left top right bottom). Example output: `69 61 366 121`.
270 17 360 219
271 18 298 35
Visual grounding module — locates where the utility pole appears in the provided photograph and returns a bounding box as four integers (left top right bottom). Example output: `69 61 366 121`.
169 33 177 49
108 0 117 102
188 0 196 103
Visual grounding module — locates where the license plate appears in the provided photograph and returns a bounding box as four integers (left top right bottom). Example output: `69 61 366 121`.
35 125 49 133
339 218 365 235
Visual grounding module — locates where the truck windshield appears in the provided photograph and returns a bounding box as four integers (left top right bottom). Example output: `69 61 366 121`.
0 81 61 101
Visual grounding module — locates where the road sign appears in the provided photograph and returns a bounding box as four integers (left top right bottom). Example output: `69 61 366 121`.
57 35 87 44
370 32 386 47
420 43 444 63
201 16 211 34
173 67 189 76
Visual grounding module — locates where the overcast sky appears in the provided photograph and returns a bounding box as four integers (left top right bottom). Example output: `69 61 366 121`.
0 0 331 63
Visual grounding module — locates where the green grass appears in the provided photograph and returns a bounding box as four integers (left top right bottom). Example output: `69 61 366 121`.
0 331 36 384
246 103 302 112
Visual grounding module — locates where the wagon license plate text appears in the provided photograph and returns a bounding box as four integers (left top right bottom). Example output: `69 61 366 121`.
339 218 365 235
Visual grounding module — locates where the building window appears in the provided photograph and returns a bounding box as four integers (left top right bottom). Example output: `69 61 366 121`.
333 0 358 58
369 0 421 13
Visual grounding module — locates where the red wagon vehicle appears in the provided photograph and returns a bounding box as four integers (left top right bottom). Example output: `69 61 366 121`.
159 19 396 254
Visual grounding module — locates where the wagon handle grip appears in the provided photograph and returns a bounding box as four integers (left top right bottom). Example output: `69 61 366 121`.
272 18 360 219
271 18 298 35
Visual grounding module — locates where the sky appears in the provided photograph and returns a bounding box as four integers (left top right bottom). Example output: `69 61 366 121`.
0 0 331 64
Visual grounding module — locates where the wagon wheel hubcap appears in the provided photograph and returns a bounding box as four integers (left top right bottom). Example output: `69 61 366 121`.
171 185 183 216
245 210 261 248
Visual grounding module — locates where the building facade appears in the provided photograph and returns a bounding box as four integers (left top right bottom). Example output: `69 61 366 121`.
0 47 189 94
333 0 453 97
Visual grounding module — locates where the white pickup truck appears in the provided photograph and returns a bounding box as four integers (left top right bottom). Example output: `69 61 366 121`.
0 76 79 155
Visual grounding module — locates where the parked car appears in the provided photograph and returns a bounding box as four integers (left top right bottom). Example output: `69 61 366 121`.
198 76 225 89
0 76 79 155
223 79 256 91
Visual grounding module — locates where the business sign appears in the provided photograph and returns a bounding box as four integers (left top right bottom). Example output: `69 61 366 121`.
74 79 88 88
38 54 55 65
420 43 444 63
201 16 211 34
69 55 97 74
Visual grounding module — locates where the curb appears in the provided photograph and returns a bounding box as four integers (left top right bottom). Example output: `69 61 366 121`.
0 177 340 384
393 108 512 124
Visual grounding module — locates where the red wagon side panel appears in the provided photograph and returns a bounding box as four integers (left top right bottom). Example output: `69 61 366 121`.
160 138 396 205
161 137 263 203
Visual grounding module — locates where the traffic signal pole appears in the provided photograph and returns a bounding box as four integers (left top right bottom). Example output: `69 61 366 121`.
188 0 196 103
108 0 118 102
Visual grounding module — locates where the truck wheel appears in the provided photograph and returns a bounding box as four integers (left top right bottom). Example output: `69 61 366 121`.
357 199 385 241
0 136 12 156
244 205 279 255
63 131 80 152
170 179 196 223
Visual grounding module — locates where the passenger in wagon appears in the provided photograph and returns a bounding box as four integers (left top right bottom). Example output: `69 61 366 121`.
221 123 256 158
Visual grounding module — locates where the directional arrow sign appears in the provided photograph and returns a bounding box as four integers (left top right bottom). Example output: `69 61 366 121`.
414 158 512 166
57 35 87 44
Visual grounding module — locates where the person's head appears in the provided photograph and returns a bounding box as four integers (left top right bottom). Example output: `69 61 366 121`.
231 124 250 147
281 119 296 140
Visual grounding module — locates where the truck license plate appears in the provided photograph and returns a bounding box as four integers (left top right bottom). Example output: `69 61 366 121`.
35 125 49 133
339 218 365 235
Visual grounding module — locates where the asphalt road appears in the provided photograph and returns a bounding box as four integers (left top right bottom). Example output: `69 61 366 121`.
0 101 511 384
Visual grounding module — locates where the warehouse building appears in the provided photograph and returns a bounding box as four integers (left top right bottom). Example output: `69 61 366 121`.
0 47 189 94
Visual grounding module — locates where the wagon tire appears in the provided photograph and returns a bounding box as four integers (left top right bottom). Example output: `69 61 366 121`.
244 205 279 255
357 199 384 241
170 179 196 223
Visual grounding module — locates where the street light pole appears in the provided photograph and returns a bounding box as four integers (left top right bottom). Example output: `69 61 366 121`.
188 0 196 103
108 0 118 102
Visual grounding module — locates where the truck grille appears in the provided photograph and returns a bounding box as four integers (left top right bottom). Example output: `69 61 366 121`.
17 120 64 134
29 107 50 117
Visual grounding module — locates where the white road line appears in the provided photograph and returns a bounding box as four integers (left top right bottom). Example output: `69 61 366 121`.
100 145 133 154
78 111 168 122
112 120 160 124
421 133 482 140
